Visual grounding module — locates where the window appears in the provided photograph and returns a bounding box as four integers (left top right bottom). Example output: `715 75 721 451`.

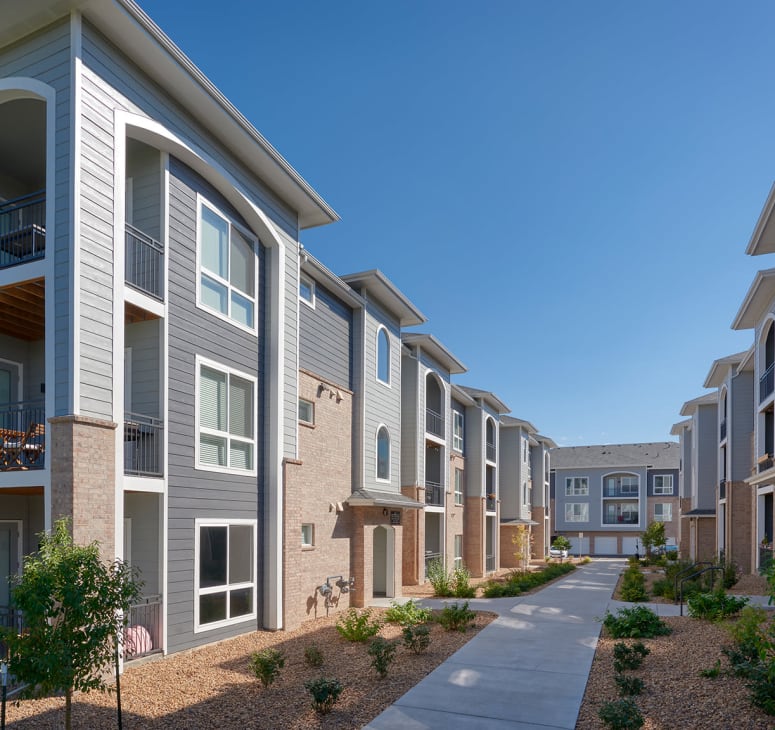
298 398 314 425
452 410 464 451
301 524 314 547
454 535 463 569
377 327 390 384
376 426 390 480
653 475 674 495
198 199 257 330
197 359 255 472
524 483 532 506
620 476 639 495
565 502 589 522
195 520 255 631
565 477 588 496
654 503 673 522
299 274 315 307
454 468 464 505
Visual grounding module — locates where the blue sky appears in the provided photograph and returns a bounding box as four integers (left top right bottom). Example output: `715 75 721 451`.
140 0 774 445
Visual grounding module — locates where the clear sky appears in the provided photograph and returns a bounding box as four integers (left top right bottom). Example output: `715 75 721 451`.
139 0 774 445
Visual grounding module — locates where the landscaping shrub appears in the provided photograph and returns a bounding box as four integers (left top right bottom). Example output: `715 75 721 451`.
699 659 722 678
612 641 650 672
602 606 672 639
305 677 344 714
249 648 285 688
651 577 675 600
721 559 740 589
436 601 476 632
336 608 382 642
620 566 648 602
304 644 324 668
614 673 644 696
368 637 398 678
402 624 431 654
451 564 476 598
426 558 453 597
746 662 775 715
384 599 432 627
598 698 644 729
687 591 748 621
482 562 575 598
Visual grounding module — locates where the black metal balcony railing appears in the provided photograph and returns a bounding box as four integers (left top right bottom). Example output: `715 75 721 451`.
425 407 444 438
720 419 727 442
0 400 46 470
719 479 726 500
126 223 164 300
486 442 496 461
486 554 496 572
124 412 163 476
758 454 774 474
124 594 163 660
425 480 444 506
603 513 639 525
0 605 26 693
760 362 775 403
603 486 639 498
0 191 45 268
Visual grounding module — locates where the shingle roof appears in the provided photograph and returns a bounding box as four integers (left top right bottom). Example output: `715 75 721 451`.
550 442 680 469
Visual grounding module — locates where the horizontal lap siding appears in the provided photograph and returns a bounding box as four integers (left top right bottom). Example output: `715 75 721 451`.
166 160 264 652
277 228 299 458
400 355 418 486
0 20 73 415
731 371 753 482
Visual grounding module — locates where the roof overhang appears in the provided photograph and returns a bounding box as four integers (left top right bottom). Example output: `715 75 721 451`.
401 333 467 374
301 251 364 309
682 508 716 517
450 384 476 407
535 434 558 449
346 489 424 510
670 418 692 436
341 270 426 327
746 183 775 255
732 269 775 330
703 350 749 388
679 392 717 417
458 386 510 414
501 416 538 434
0 0 338 229
500 518 539 526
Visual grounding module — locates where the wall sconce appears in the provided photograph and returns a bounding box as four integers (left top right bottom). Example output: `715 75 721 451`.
382 508 389 516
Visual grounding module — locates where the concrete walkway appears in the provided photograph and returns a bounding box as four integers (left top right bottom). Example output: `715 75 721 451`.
365 559 625 730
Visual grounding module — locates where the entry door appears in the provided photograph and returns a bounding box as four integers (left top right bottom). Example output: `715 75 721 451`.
0 361 21 430
0 521 21 607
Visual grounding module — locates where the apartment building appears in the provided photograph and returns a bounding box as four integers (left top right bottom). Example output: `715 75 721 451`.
551 443 680 556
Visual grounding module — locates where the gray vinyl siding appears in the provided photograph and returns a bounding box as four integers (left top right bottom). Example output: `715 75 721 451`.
400 353 419 486
0 20 73 416
2 495 45 556
125 320 160 419
124 492 161 595
465 405 484 496
681 429 693 499
696 404 718 510
731 370 754 481
362 302 401 492
0 336 44 403
498 427 520 519
299 282 353 390
126 138 161 240
166 159 264 653
277 227 299 458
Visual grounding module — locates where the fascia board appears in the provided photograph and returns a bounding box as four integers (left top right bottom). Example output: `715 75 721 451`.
746 182 775 256
732 269 775 330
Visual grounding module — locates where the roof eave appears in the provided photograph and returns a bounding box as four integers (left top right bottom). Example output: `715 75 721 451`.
746 182 775 256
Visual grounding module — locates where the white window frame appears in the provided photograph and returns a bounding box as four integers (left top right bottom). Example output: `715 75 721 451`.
196 195 258 334
376 424 391 482
565 502 589 522
654 503 673 522
301 523 314 547
298 398 314 425
376 326 391 385
454 534 463 569
653 474 674 495
299 274 315 308
454 468 464 505
565 477 589 496
620 476 639 495
195 355 257 475
194 518 257 633
452 410 464 452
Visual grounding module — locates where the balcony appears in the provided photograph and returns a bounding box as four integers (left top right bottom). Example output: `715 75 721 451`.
124 413 163 477
486 442 496 462
758 454 774 474
425 480 444 507
0 401 45 471
603 485 639 498
761 363 775 403
126 223 164 300
0 191 45 269
719 479 726 500
720 419 727 442
124 594 163 660
603 501 639 525
425 407 444 439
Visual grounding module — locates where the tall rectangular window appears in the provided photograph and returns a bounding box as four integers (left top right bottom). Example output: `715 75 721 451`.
199 199 257 330
197 358 256 473
452 410 464 451
454 534 463 568
565 502 589 522
653 475 674 495
196 520 255 631
654 503 672 522
565 477 588 496
454 468 464 505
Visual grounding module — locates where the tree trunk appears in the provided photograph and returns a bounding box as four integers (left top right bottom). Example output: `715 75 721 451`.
65 688 72 730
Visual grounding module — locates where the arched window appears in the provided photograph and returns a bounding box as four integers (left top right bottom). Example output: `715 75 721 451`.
485 418 496 461
377 328 390 384
425 373 443 437
377 426 390 480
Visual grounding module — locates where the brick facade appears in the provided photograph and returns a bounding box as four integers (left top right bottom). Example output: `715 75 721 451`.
531 506 548 557
350 505 404 607
400 485 423 585
463 496 484 576
445 452 465 573
724 481 754 574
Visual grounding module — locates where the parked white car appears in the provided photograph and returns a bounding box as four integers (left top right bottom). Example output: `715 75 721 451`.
548 547 569 559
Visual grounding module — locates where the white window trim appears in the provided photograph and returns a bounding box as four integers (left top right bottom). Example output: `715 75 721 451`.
196 194 258 335
654 503 673 522
299 273 315 309
298 398 314 425
195 355 258 476
376 423 391 482
565 476 589 496
301 523 314 547
653 475 674 495
194 518 257 633
452 410 464 452
565 502 589 522
376 326 391 386
454 468 464 505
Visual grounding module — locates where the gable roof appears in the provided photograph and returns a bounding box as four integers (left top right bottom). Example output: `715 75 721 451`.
732 268 775 330
457 386 510 414
401 333 467 374
340 270 426 327
704 350 750 389
500 415 538 434
670 418 692 436
746 182 775 256
550 442 680 470
679 392 718 417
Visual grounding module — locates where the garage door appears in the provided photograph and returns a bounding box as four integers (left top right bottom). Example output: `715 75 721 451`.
568 537 590 555
594 537 617 555
621 537 640 555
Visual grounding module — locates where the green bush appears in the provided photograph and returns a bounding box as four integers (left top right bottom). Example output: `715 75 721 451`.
436 601 476 632
304 644 324 668
721 559 740 590
651 577 674 600
249 648 285 688
482 562 575 598
687 591 748 621
335 608 382 642
552 536 571 551
426 558 453 597
368 636 398 678
612 641 650 672
305 676 344 714
746 662 775 715
598 698 644 729
699 659 722 678
614 673 645 696
620 566 648 602
384 599 432 627
402 624 432 654
602 606 672 639
451 564 476 598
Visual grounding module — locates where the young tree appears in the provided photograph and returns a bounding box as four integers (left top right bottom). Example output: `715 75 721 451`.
641 521 666 558
511 525 533 571
0 518 141 730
